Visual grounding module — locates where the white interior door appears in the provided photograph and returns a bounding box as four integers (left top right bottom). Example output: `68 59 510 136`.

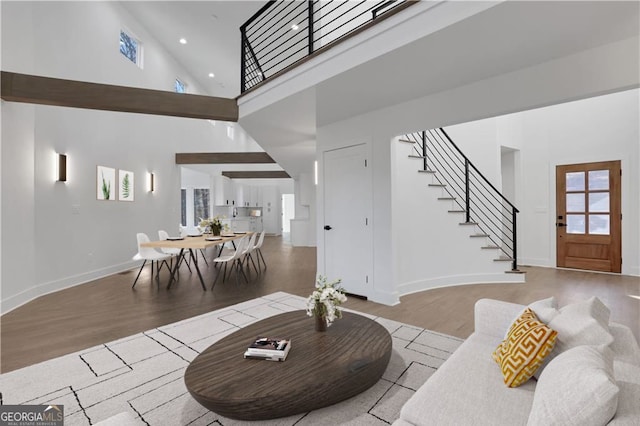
323 144 372 298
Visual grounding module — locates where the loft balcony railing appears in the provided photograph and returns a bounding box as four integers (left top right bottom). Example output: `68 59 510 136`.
240 0 410 93
403 128 520 271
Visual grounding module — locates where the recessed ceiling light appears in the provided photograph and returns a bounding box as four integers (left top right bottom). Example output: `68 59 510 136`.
291 24 299 31
179 38 187 44
208 73 215 78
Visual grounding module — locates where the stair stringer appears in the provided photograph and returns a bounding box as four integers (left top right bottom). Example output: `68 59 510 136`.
392 138 524 298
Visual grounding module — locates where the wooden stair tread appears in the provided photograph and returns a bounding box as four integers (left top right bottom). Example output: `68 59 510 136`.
448 210 465 213
470 234 489 237
418 170 435 174
398 139 415 144
459 222 478 226
481 246 500 249
494 258 514 262
428 183 446 187
408 155 427 159
438 197 456 200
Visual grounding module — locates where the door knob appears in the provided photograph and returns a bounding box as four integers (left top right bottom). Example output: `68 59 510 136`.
324 225 332 230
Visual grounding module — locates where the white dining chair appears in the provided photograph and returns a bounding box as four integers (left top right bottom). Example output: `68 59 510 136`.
211 235 249 289
158 230 191 273
253 230 267 270
132 232 172 288
241 232 259 276
179 225 209 267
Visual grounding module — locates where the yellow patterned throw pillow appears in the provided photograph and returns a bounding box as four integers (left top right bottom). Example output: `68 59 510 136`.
492 308 557 387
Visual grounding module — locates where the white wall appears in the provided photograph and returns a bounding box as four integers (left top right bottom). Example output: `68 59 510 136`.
392 137 519 295
317 88 639 306
2 1 205 94
316 124 395 305
510 90 639 274
291 172 317 247
426 89 640 276
390 88 640 299
0 1 250 312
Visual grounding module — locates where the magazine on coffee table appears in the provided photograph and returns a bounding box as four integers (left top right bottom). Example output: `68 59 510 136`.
245 336 291 361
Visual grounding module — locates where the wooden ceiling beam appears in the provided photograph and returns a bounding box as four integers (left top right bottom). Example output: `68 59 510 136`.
222 171 291 179
175 152 276 164
1 71 238 121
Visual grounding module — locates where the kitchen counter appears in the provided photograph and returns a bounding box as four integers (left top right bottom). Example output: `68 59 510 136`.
229 217 263 233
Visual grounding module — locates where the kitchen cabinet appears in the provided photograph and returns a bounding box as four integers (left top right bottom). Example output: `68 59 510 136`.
241 185 261 207
233 218 251 232
250 186 262 207
245 185 257 207
231 217 262 232
215 176 235 206
235 183 244 207
261 185 281 235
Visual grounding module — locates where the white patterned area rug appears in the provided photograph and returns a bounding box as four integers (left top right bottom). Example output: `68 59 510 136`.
0 292 463 425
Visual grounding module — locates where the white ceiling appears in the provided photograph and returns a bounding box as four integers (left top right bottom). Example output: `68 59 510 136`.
121 1 639 180
120 1 266 98
315 0 640 126
240 1 639 177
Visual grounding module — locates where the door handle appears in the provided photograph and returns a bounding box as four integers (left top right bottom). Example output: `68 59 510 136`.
324 225 332 230
556 223 566 227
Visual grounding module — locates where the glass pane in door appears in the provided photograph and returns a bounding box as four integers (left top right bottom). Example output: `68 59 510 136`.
193 188 210 225
588 170 609 190
181 189 187 226
589 215 610 235
588 193 609 213
566 193 585 212
566 214 585 234
566 172 585 191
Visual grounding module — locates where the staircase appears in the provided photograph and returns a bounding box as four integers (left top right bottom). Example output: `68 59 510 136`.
399 128 522 275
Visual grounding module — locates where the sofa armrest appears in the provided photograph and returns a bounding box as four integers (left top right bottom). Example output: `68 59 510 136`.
474 298 524 338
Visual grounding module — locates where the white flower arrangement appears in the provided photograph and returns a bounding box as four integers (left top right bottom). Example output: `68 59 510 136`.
306 275 347 327
198 215 227 234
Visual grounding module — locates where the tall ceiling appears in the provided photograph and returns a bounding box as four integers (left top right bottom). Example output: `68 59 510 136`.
120 1 639 181
120 1 266 98
120 1 285 179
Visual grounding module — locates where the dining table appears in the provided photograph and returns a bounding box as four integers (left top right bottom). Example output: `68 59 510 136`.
140 232 252 291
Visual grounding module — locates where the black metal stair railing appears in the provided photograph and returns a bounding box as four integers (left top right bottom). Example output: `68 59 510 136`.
404 128 520 271
240 0 408 93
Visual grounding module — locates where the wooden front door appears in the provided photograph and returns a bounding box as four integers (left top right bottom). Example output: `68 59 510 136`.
556 161 621 273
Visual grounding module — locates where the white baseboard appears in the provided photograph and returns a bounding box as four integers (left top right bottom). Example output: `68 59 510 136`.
367 289 400 306
1 260 140 314
397 272 525 298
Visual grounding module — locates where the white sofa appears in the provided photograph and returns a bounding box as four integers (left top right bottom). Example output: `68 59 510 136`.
393 298 640 426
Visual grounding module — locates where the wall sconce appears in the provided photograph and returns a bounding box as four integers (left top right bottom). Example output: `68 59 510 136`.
314 160 318 185
149 172 155 192
57 153 67 182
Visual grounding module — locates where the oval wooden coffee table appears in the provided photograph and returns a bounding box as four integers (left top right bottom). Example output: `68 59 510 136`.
184 310 392 420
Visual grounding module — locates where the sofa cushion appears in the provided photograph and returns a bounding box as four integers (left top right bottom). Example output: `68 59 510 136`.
493 308 557 387
608 323 640 366
536 296 614 378
504 297 558 339
527 345 619 426
399 332 536 426
608 360 640 425
528 297 559 324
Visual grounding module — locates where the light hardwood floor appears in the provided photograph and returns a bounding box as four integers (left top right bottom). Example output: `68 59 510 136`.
2 236 638 373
